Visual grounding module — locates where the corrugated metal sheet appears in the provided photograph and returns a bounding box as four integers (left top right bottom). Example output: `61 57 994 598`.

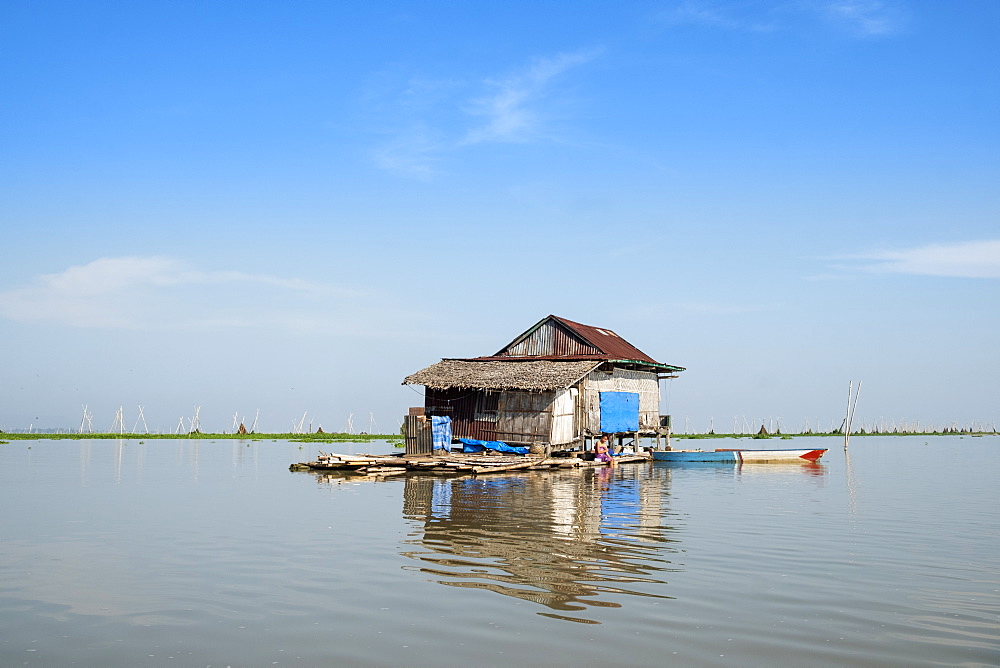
489 315 681 370
499 319 601 357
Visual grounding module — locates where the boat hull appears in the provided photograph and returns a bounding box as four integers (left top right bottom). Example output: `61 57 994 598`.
652 448 826 463
651 449 740 463
736 448 826 463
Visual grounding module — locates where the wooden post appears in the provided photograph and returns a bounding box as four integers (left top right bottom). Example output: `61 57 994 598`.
845 380 862 449
844 381 852 449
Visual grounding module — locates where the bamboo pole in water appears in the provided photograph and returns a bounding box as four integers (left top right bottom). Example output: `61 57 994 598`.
844 381 853 449
848 381 862 440
844 380 862 449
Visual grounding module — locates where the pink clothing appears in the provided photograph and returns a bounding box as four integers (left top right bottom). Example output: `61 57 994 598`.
596 438 612 463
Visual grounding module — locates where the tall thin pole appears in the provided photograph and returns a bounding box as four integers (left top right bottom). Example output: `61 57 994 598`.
845 381 862 449
847 381 862 446
844 381 853 449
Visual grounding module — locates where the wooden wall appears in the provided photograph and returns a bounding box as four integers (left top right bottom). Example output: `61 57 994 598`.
581 368 660 432
495 390 555 444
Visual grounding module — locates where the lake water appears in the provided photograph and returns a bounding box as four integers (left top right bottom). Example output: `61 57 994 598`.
1 435 997 666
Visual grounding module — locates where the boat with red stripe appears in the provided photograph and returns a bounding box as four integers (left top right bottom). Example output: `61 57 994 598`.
652 448 827 463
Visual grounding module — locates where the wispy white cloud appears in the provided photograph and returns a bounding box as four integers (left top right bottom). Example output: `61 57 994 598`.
0 256 360 330
663 1 731 27
656 0 904 36
658 1 778 32
372 125 442 180
836 240 1000 278
462 49 601 145
824 0 904 37
369 49 601 178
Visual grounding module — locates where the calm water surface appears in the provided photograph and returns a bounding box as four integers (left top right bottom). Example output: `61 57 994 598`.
1 436 997 666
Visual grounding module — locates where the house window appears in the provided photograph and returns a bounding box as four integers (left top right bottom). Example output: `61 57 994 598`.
473 392 499 422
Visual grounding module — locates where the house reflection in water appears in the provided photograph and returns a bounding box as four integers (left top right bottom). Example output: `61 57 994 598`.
400 465 681 624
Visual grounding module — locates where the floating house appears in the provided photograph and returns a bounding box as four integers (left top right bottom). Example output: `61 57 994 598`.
402 315 685 453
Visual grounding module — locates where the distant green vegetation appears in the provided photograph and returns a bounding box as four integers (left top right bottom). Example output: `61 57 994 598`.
673 430 995 439
0 432 399 443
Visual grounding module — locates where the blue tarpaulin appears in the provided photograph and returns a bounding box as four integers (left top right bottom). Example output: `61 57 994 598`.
431 415 452 452
458 438 530 455
600 478 641 531
430 478 452 517
599 391 640 432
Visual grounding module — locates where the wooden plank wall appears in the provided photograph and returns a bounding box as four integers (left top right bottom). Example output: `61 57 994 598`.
404 415 434 455
496 390 554 444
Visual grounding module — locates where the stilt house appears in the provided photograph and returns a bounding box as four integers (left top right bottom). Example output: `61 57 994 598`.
402 315 685 452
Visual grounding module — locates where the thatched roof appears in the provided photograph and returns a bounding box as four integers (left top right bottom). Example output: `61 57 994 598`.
402 359 601 391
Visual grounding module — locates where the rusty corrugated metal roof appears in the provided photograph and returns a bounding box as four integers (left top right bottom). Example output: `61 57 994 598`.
478 315 684 372
550 315 660 364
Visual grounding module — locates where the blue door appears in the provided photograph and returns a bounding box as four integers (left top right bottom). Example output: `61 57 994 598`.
599 391 639 432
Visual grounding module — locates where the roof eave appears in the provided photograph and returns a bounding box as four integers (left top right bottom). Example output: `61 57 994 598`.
603 359 687 373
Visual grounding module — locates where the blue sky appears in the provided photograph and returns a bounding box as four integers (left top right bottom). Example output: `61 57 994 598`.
1 1 997 434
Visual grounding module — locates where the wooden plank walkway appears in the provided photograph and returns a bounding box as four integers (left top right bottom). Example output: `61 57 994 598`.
289 449 651 476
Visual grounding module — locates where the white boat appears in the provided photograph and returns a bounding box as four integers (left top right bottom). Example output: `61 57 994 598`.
652 448 827 463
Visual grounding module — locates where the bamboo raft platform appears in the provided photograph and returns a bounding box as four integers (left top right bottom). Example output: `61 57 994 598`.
289 450 652 477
